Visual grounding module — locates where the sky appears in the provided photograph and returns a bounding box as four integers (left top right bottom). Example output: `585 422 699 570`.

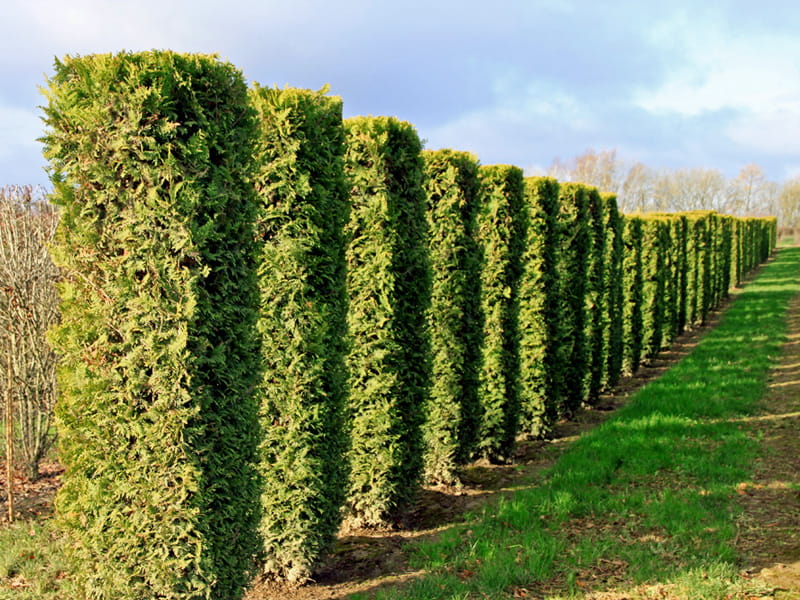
2 0 800 188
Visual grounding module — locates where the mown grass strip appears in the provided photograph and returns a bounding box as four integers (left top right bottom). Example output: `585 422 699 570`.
354 247 800 600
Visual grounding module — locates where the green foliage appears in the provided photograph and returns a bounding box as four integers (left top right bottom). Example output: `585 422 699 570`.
475 165 525 461
421 149 483 484
685 212 712 327
621 215 644 375
518 176 561 438
640 216 670 360
556 183 590 416
42 51 261 600
584 187 607 404
249 85 349 582
601 193 624 390
343 116 431 526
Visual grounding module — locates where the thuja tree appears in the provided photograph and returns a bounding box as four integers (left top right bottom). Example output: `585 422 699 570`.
475 165 525 462
557 183 590 417
421 149 482 485
655 214 685 347
621 215 644 376
249 85 349 582
640 217 670 361
42 52 261 600
584 186 606 404
517 176 561 439
685 212 710 327
343 116 431 526
601 193 624 391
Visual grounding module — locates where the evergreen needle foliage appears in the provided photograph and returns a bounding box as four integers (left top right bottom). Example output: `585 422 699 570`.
517 176 561 438
475 165 525 462
640 216 670 360
584 186 607 404
42 51 262 600
421 149 483 485
601 193 624 390
556 183 591 417
250 85 349 582
343 116 431 527
621 215 644 375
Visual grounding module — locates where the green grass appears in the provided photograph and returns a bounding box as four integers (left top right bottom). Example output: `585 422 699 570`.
351 247 800 599
0 521 76 599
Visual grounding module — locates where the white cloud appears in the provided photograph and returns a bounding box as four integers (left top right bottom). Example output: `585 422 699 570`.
637 13 800 114
632 13 800 165
425 74 597 156
727 102 800 156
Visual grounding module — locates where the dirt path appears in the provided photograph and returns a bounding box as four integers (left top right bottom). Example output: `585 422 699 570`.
735 288 800 599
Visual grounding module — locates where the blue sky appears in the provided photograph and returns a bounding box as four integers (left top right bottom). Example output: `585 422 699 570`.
2 0 800 187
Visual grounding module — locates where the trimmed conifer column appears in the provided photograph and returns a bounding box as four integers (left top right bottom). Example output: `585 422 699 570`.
518 176 561 438
475 165 525 462
250 85 349 582
343 116 431 526
42 51 261 600
557 183 590 417
421 149 482 485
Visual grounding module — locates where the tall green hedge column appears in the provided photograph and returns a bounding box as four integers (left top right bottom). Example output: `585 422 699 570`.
421 149 483 485
343 117 431 526
42 52 261 600
476 165 525 462
518 176 561 438
557 183 590 417
250 86 349 582
601 193 624 391
640 216 670 360
584 186 607 404
621 215 644 376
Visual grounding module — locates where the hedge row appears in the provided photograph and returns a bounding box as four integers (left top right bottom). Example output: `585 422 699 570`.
43 52 778 598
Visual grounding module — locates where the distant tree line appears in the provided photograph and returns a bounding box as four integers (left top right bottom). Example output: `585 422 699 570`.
548 148 800 229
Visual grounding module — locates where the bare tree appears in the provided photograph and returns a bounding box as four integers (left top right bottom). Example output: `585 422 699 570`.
778 177 800 229
0 186 59 482
549 148 625 194
729 163 771 216
619 162 656 213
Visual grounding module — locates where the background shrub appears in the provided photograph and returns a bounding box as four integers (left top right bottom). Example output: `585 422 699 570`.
250 85 349 582
0 186 59 481
475 165 525 461
42 51 261 600
518 176 561 438
556 183 590 416
421 149 482 484
621 215 644 375
343 116 431 526
601 193 624 391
